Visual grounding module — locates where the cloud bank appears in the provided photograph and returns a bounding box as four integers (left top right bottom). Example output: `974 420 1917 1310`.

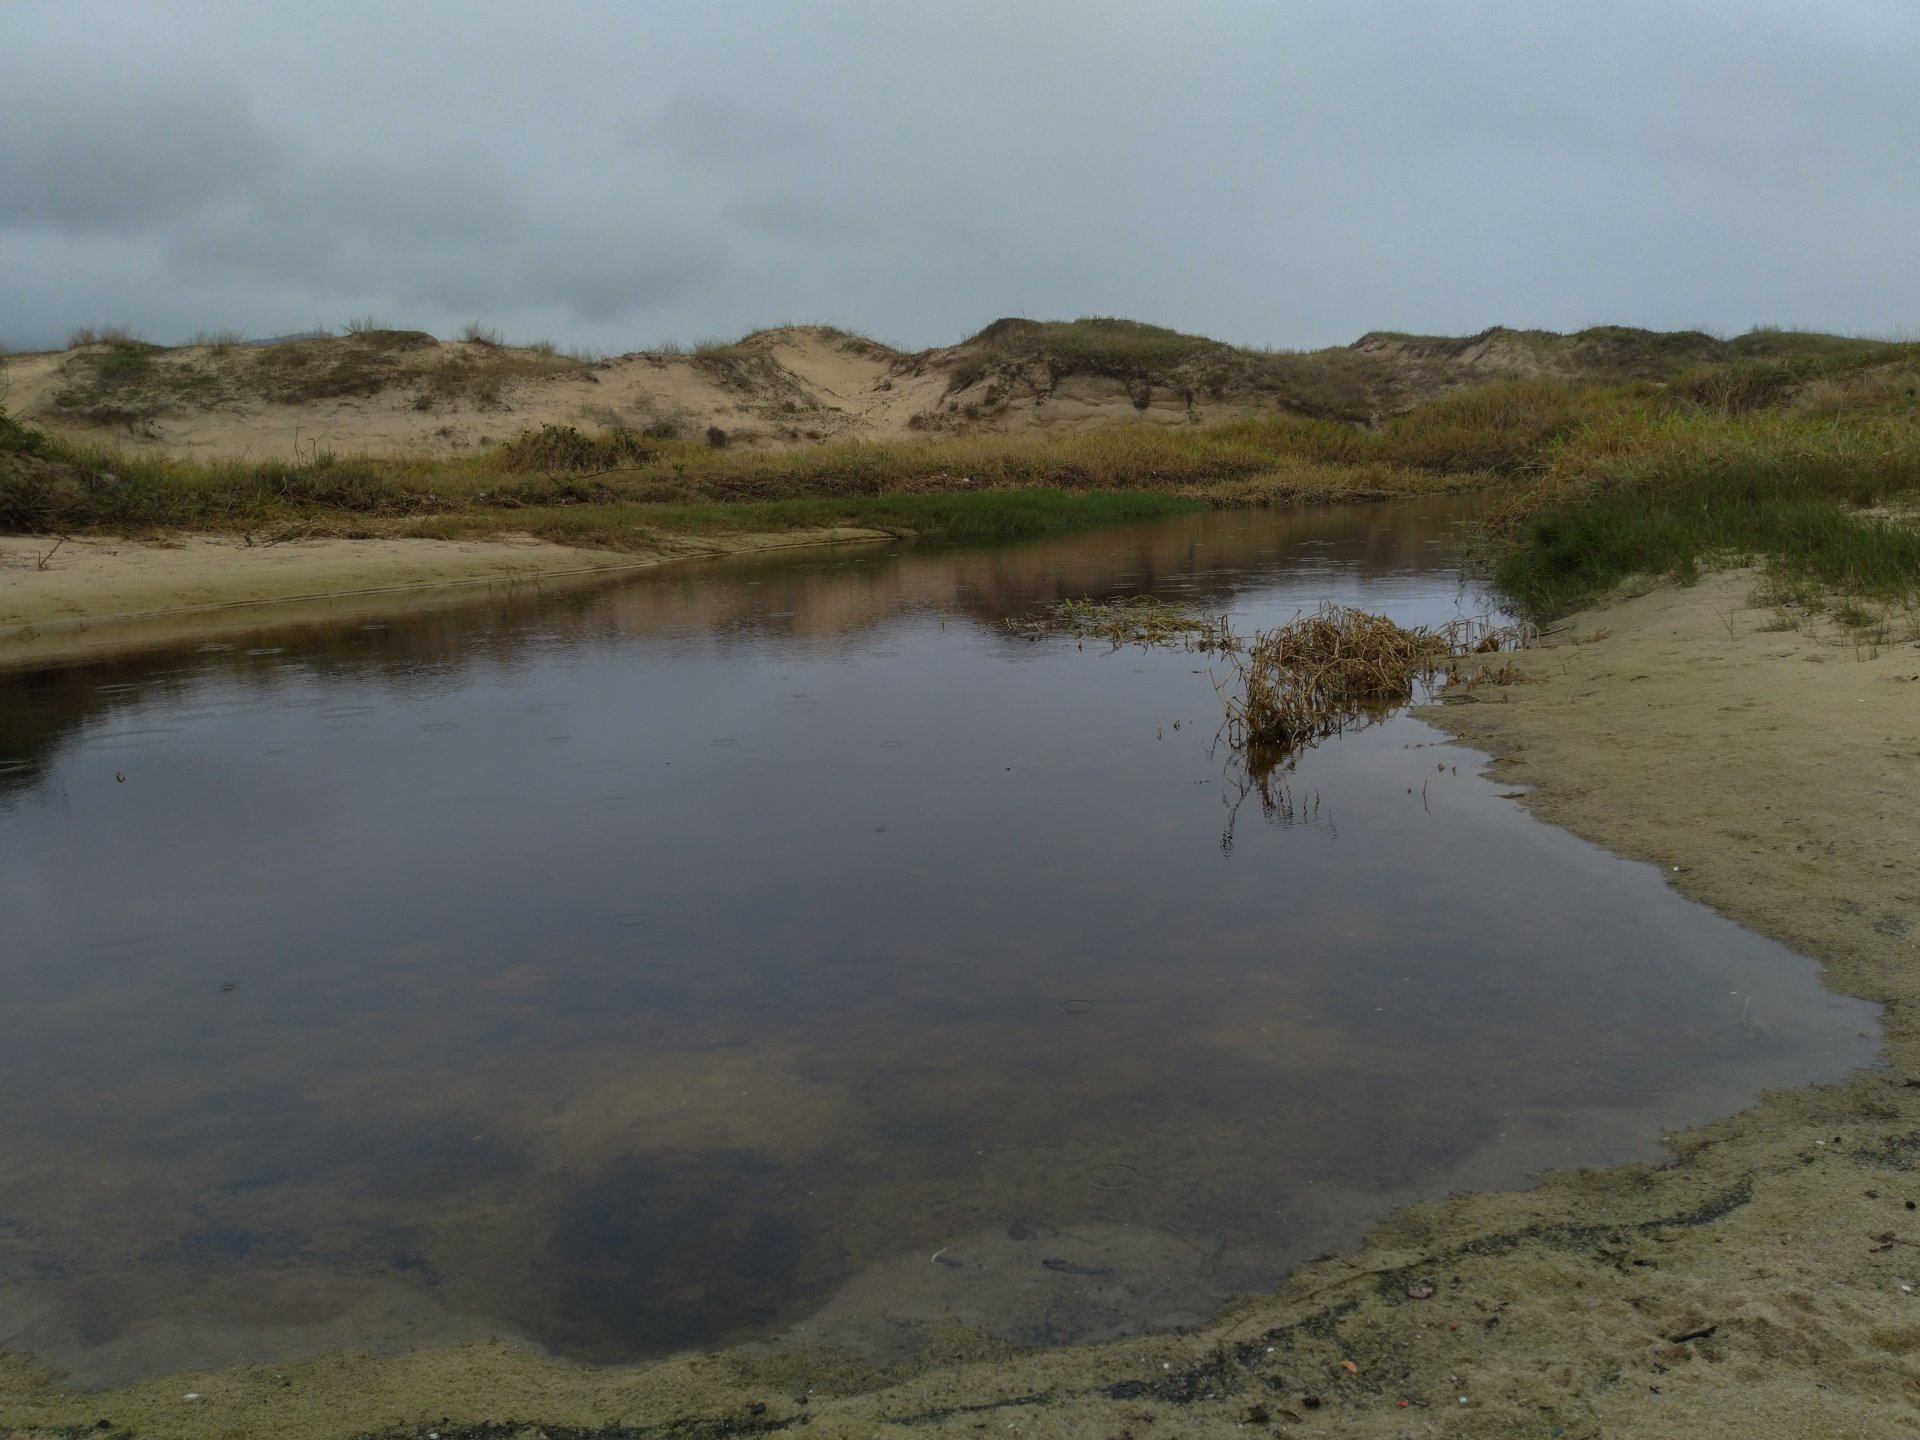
2 0 1915 352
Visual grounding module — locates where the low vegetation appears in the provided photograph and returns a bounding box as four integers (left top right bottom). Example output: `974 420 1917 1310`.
0 409 1486 545
924 317 1906 427
1009 595 1533 853
3 321 1916 618
924 317 1404 423
36 325 589 427
414 490 1204 547
1488 368 1920 617
1006 595 1234 650
1219 604 1529 754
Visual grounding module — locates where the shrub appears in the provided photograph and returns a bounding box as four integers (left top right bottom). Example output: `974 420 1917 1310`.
496 425 654 472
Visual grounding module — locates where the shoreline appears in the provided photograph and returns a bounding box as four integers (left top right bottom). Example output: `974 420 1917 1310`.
2 568 1917 1436
0 527 889 672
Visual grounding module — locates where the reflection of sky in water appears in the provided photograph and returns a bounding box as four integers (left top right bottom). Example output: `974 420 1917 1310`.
0 498 1878 1382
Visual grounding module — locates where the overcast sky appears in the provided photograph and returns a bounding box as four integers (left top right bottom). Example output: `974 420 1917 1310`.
3 0 1916 355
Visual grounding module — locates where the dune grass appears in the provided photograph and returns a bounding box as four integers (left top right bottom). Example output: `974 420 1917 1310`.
945 319 1904 427
0 409 1488 542
948 317 1390 420
38 327 590 425
410 490 1207 549
964 317 1231 378
1488 407 1920 617
6 340 1919 609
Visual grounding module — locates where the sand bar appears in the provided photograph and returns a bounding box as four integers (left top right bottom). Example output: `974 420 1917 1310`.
0 528 886 671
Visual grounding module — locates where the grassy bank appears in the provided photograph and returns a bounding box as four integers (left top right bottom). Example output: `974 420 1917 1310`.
0 404 1490 547
0 363 1686 543
7 338 1919 602
1490 403 1920 618
409 489 1208 547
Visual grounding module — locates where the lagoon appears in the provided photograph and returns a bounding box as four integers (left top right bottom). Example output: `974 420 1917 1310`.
0 498 1876 1385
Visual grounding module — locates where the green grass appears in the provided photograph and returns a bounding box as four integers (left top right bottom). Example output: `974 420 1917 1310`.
476 419 1490 502
0 402 1473 547
410 489 1206 548
1489 411 1920 617
1495 489 1920 619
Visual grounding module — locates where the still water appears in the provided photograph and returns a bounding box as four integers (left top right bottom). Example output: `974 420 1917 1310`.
0 499 1877 1385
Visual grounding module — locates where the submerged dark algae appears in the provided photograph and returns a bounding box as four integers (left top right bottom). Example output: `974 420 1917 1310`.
0 499 1877 1391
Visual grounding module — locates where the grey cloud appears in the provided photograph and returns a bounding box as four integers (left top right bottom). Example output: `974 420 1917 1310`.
507 231 731 325
1 0 1917 354
721 194 868 245
138 149 541 326
627 93 817 168
0 78 279 231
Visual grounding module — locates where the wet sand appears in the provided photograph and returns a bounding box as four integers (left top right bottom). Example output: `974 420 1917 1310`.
3 567 1918 1437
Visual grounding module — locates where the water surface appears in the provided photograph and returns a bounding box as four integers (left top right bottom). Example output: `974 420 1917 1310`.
0 499 1877 1384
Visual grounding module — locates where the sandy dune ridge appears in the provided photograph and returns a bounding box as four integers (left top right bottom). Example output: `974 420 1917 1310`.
1 319 1746 465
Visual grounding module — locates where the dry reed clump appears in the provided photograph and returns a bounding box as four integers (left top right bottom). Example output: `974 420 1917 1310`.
1006 595 1234 651
1218 604 1531 753
1211 604 1531 854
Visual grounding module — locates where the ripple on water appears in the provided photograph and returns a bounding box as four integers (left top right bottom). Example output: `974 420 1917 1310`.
1085 1163 1144 1191
1574 1052 1700 1095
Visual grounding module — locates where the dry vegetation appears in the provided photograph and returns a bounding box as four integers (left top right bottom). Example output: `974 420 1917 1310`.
3 319 1917 618
907 317 1909 428
18 315 1906 451
1010 594 1530 760
1005 594 1235 650
1218 604 1530 753
38 326 588 431
1010 594 1537 860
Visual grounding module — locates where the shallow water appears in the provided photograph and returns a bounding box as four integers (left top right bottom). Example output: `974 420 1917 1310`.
0 499 1878 1384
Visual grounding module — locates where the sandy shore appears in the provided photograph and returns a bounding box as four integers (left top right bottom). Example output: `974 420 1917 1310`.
0 528 886 671
3 568 1918 1437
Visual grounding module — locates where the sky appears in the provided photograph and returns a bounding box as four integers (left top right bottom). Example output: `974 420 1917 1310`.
2 0 1917 355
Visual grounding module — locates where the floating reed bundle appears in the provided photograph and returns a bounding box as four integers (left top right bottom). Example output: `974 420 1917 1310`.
1218 603 1531 752
1007 594 1235 652
1010 593 1529 754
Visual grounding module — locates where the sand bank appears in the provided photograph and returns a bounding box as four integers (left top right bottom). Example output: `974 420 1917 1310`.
3 569 1918 1438
0 528 885 671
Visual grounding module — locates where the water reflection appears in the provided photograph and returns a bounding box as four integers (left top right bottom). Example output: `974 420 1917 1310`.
0 503 1477 804
0 499 1877 1384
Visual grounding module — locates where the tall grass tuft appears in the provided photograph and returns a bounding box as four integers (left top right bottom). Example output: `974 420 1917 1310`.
1219 604 1527 753
1490 412 1920 616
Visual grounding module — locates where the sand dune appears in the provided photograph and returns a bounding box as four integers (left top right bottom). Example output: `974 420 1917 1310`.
4 325 1205 463
3 318 1781 464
